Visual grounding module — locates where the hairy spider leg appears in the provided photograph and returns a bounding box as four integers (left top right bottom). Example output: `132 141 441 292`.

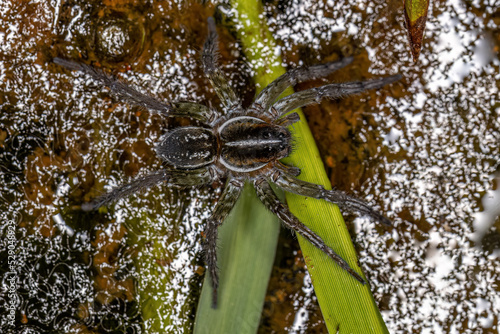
274 112 301 128
275 161 301 177
203 178 244 308
202 17 241 111
54 57 215 123
272 74 403 116
274 171 392 226
250 57 354 117
81 168 214 211
253 176 366 284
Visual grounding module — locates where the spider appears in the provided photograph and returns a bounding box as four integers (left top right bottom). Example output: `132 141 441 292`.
54 17 400 307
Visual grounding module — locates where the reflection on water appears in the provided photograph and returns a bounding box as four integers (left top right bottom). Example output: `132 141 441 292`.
474 174 500 244
0 0 499 333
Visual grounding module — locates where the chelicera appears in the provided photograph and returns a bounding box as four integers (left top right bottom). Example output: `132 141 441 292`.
55 17 399 307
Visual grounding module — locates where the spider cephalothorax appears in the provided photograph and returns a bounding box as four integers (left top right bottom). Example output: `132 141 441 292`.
55 17 400 307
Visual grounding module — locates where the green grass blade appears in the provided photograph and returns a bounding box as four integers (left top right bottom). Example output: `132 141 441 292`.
282 123 389 333
228 1 389 333
193 184 279 334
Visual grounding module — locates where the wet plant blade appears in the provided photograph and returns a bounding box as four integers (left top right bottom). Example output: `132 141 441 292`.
193 184 280 334
281 124 389 333
128 212 179 332
404 0 430 61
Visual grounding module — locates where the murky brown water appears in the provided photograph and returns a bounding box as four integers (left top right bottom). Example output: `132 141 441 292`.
1 0 499 333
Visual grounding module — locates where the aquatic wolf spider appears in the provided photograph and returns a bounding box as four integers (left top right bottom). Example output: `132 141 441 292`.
55 18 399 307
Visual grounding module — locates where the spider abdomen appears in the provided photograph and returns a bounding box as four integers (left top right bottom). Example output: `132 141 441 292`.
218 116 292 172
156 127 217 169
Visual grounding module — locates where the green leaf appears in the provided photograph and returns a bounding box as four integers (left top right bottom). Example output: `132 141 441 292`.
404 0 430 61
405 0 429 21
193 184 280 334
282 122 389 333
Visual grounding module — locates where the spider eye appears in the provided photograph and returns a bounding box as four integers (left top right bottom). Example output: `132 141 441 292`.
278 132 285 138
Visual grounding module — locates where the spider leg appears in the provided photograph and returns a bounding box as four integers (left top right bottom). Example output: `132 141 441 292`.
251 57 354 116
202 17 240 111
273 171 392 226
54 57 215 123
274 112 300 128
82 168 214 211
272 74 402 117
203 178 244 308
253 177 366 284
170 102 217 123
274 161 301 177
